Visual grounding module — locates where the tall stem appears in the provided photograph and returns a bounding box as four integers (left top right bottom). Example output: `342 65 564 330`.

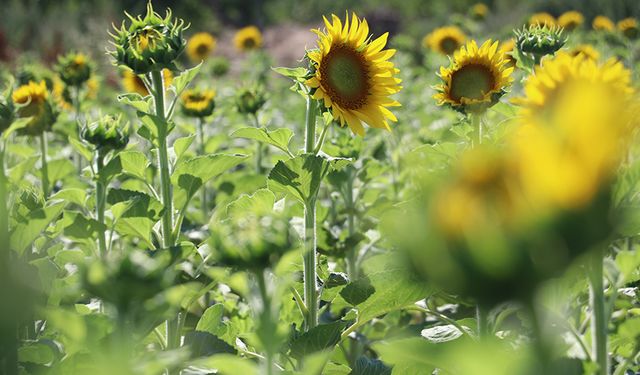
526 300 551 373
197 117 208 220
251 113 264 174
39 132 50 198
471 113 482 147
95 152 108 258
256 270 275 375
589 250 609 375
303 96 318 331
476 305 489 339
345 171 357 280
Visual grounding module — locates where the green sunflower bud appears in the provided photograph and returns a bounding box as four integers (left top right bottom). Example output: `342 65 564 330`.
180 88 215 118
210 56 230 77
514 24 566 66
109 2 187 75
55 52 93 87
81 114 130 153
235 86 266 115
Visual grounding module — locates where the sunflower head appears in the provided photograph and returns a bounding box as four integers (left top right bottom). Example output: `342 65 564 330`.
618 17 639 39
235 86 266 115
499 38 516 67
514 24 565 65
55 52 93 87
52 77 73 110
569 44 600 61
558 10 584 31
81 114 130 153
529 12 556 27
12 80 57 136
592 15 615 31
210 56 230 77
423 26 467 55
471 3 489 20
186 32 216 62
234 26 263 52
305 12 402 136
109 2 187 75
181 88 216 118
434 40 514 114
121 68 173 97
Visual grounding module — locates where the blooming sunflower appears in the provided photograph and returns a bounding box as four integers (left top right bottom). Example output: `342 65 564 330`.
618 17 639 38
12 80 57 135
423 26 467 56
305 13 402 136
471 3 489 20
434 40 514 113
186 32 216 62
122 68 173 96
234 26 263 52
529 12 556 27
499 39 516 66
557 11 583 31
592 15 615 31
569 44 599 61
181 88 216 118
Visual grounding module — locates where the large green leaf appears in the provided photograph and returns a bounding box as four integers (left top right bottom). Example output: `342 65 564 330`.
117 93 152 113
189 354 258 375
170 62 203 97
11 201 66 254
289 320 349 360
118 151 150 181
108 189 163 248
47 159 76 185
231 127 294 155
195 303 227 337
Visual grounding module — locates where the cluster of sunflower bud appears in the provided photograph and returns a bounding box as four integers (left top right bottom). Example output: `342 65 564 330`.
235 86 266 115
55 52 93 87
180 88 216 118
109 2 187 75
514 24 565 67
81 114 129 153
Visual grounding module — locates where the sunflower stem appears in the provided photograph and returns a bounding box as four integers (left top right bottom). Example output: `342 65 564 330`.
256 269 276 375
303 95 319 331
589 249 609 375
476 304 489 339
252 113 264 174
197 117 208 221
471 113 482 147
345 170 358 280
95 151 108 258
39 132 50 198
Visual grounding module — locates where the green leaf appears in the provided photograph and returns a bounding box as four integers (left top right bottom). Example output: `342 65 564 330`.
62 211 105 240
117 93 152 113
184 331 236 358
2 117 32 139
225 189 276 218
231 127 294 155
196 304 227 337
99 155 123 183
174 134 196 161
350 356 391 375
138 112 172 140
108 189 163 220
47 159 75 185
11 201 66 255
18 342 55 365
289 320 349 360
172 154 247 209
272 66 309 82
118 151 149 181
50 188 87 207
189 354 258 375
69 137 93 162
8 156 39 185
171 62 203 97
340 276 375 305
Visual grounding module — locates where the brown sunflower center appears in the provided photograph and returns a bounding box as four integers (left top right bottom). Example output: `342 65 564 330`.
449 64 495 102
319 44 370 110
440 37 461 55
243 38 257 49
195 43 210 56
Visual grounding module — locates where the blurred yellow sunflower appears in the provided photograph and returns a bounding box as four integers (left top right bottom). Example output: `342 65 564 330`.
434 40 514 113
557 11 583 31
13 80 48 107
423 26 467 55
12 80 56 135
186 32 216 62
305 13 402 136
592 15 614 31
529 12 556 27
471 3 489 20
234 26 263 52
618 17 639 38
569 44 600 61
52 78 72 110
512 52 635 209
122 69 173 96
181 88 216 118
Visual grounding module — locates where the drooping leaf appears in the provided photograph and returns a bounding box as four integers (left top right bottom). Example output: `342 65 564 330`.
196 304 227 337
231 127 294 155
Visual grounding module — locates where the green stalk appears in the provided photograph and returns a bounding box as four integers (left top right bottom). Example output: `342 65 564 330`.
476 305 489 339
74 86 83 171
589 250 609 375
251 113 264 174
197 117 208 220
256 270 275 375
526 300 551 373
39 132 50 198
345 171 358 280
95 151 108 258
471 113 482 147
303 96 318 331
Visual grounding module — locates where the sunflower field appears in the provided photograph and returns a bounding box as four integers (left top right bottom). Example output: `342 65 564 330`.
1 0 640 374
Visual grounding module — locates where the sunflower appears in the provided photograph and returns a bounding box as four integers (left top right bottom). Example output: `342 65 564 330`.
234 26 263 52
592 15 614 31
434 40 514 113
423 26 467 55
569 44 599 61
305 13 402 136
181 88 216 118
12 80 56 135
557 11 583 31
471 3 489 20
52 78 72 110
529 12 556 27
186 32 216 62
499 38 516 66
122 69 174 96
618 17 639 38
512 52 634 209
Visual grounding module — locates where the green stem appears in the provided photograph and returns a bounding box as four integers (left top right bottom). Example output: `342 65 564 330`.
471 113 482 147
256 270 275 375
589 250 609 375
39 132 50 198
476 305 489 339
95 152 108 258
251 113 264 174
345 171 358 280
198 117 208 221
526 300 551 373
74 86 83 171
303 96 319 331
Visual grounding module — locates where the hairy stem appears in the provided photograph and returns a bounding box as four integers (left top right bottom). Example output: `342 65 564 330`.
589 250 609 375
95 152 108 258
303 95 318 331
198 117 208 221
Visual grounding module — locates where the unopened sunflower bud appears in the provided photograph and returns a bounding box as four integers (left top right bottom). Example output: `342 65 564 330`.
515 25 565 65
210 57 230 77
235 86 266 114
81 114 129 153
109 2 187 75
55 52 93 87
180 88 215 118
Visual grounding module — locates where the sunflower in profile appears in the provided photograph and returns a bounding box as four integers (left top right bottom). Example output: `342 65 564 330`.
569 44 599 61
618 17 639 38
529 12 556 27
12 80 57 135
234 26 263 52
122 69 173 96
186 32 216 62
423 26 467 55
592 16 614 31
557 11 583 31
181 88 216 118
305 13 402 136
434 40 514 113
471 3 489 20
